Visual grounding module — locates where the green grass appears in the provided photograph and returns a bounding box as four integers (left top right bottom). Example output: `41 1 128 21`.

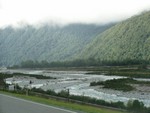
87 68 150 78
0 72 55 79
0 91 127 113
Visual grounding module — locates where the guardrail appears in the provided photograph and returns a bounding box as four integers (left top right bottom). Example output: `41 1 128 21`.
28 91 127 112
0 88 126 112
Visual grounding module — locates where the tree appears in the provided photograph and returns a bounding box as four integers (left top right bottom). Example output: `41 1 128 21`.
127 100 145 113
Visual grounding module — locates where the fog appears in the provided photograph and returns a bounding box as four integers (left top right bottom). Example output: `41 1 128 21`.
0 0 150 27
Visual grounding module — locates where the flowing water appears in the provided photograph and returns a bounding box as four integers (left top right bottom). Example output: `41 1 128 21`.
2 69 150 107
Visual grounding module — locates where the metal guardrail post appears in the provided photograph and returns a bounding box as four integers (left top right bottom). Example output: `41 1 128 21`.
67 89 70 101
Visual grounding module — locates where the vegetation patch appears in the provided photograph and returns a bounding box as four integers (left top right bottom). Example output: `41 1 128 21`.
87 67 150 78
0 72 56 79
90 78 150 92
0 91 126 113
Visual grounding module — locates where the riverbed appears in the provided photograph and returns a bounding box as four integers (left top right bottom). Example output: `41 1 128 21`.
2 69 150 107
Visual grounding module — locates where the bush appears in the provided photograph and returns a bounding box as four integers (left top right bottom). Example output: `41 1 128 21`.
127 100 149 113
90 78 135 91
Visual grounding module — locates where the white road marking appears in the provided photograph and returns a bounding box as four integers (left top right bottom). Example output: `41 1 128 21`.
0 93 77 113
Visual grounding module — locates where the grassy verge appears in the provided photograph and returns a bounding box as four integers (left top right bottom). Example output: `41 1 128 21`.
0 91 127 113
87 68 150 78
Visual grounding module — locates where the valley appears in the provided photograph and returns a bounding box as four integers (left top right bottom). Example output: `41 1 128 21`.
1 1 150 113
1 68 150 107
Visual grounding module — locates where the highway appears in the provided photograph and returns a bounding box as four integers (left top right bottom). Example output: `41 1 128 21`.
0 94 77 113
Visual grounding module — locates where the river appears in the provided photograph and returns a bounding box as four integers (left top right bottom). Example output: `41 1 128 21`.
1 69 150 107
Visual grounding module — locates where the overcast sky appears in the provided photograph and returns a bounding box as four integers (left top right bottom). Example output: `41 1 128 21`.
0 0 150 27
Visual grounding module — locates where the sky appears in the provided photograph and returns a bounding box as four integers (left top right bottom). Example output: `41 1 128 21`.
0 0 150 27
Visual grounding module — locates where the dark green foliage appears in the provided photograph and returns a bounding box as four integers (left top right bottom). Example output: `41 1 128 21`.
15 84 22 90
2 11 150 66
138 63 148 69
13 58 150 69
90 78 137 91
103 82 134 92
106 70 150 78
57 90 69 98
89 67 150 78
0 78 7 89
90 81 104 86
12 72 56 79
79 11 150 63
127 100 150 113
0 24 113 66
3 87 150 112
29 88 150 112
18 59 97 68
46 90 57 96
90 78 150 91
30 88 126 109
0 72 55 80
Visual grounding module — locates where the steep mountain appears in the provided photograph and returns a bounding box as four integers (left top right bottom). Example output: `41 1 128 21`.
79 11 150 62
0 23 113 66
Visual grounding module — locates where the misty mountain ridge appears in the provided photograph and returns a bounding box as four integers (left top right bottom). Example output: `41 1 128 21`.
79 11 150 63
0 23 114 66
1 11 150 66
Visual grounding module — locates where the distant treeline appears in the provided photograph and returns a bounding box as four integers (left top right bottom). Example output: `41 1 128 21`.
10 58 149 68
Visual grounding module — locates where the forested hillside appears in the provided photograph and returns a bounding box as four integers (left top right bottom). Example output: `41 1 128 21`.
79 11 150 64
0 23 113 66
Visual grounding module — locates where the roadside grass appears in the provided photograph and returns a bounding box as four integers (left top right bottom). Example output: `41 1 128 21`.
0 91 127 113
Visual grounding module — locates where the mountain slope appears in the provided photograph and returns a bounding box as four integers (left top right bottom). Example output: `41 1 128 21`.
79 11 150 62
0 23 113 66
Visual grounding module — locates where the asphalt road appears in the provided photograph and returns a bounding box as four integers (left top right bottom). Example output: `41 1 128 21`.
0 94 77 113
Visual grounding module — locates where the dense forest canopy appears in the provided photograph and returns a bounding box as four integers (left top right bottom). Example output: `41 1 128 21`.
79 11 150 63
0 23 113 66
1 11 150 67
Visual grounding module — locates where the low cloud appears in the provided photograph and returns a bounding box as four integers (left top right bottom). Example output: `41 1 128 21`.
0 0 150 27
